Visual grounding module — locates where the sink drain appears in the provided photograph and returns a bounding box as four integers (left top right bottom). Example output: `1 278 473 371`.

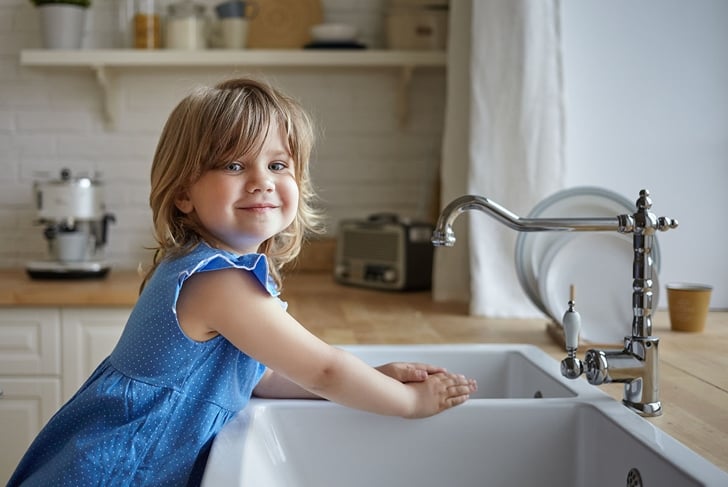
533 390 543 398
626 467 643 487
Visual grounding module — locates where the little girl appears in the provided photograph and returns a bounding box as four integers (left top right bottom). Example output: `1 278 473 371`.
8 78 476 486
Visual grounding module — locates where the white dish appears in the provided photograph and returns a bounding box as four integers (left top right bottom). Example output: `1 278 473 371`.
310 23 358 42
538 233 660 344
514 187 661 315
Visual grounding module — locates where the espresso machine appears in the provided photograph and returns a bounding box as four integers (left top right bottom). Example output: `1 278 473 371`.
26 168 116 279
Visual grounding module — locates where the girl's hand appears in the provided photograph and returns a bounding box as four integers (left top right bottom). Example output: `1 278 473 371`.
375 362 447 383
405 372 477 419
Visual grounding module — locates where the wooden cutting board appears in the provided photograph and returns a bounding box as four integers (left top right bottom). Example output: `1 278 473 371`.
247 0 323 49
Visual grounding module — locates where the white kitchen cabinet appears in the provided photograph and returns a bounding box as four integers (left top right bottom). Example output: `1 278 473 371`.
0 309 61 376
0 378 61 484
0 307 130 483
0 309 62 484
61 308 129 401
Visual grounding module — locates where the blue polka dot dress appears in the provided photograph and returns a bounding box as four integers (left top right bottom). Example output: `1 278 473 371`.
8 243 276 486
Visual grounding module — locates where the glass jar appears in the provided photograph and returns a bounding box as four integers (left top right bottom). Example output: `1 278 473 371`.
114 0 134 48
133 0 162 49
165 1 208 50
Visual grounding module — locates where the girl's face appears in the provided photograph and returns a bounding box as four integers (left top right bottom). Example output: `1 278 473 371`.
175 119 299 255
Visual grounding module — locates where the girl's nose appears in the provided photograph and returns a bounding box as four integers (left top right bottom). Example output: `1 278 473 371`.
246 168 274 193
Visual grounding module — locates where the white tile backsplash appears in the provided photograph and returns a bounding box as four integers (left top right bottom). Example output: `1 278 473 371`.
0 0 445 270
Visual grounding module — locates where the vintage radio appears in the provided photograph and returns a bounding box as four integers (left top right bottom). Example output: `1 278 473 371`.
334 214 433 291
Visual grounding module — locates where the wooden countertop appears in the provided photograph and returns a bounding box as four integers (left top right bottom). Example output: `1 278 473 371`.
1 269 726 472
0 269 140 307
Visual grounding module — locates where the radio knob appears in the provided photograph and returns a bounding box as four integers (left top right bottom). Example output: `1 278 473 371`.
382 269 397 282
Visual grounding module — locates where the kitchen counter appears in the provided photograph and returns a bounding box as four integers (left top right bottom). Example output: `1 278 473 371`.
1 269 726 472
0 269 140 306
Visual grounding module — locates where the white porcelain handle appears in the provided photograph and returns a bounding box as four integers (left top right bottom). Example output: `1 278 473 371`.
562 285 581 351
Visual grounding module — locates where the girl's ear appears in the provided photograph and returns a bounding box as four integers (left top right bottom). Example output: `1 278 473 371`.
175 190 194 214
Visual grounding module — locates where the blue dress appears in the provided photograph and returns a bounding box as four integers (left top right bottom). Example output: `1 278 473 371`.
8 243 275 486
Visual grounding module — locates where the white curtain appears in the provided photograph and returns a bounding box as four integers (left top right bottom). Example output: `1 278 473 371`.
432 0 473 303
434 0 566 317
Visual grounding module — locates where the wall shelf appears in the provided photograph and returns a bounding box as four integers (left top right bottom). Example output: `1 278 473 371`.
19 49 447 127
20 49 446 67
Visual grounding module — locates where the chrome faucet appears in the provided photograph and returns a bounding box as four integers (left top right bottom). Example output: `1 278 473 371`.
432 189 678 417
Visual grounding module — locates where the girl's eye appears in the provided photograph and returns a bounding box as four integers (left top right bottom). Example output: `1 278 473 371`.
225 162 243 172
269 161 287 171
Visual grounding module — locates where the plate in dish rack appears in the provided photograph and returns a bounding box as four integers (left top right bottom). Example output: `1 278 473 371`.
514 186 662 317
538 233 660 344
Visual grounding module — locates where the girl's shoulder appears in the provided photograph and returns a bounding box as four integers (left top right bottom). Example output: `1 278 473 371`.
163 242 279 298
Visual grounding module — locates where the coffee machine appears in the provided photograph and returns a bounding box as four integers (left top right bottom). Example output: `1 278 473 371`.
26 168 116 279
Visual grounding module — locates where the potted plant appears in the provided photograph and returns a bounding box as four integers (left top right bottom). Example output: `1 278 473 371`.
29 0 92 49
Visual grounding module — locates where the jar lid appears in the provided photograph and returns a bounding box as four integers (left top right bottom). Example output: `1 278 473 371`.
167 0 206 18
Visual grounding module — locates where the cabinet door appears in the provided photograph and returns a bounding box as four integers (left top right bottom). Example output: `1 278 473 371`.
61 308 130 401
0 309 60 375
0 378 61 484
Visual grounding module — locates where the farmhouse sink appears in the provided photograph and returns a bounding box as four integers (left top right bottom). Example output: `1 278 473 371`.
339 344 577 399
201 345 728 487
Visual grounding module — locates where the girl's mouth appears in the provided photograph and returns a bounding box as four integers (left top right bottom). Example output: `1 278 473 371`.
240 204 277 212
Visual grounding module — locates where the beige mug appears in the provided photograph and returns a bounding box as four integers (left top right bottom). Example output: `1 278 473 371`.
220 17 248 49
666 283 712 332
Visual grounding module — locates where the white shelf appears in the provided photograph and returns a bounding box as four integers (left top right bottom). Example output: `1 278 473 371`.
20 49 446 127
20 49 447 68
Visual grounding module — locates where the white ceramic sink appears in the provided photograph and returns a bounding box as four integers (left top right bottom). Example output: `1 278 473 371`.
202 345 728 487
340 344 578 399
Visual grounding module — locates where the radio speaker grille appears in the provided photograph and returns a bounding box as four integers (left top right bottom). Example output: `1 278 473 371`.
342 230 398 261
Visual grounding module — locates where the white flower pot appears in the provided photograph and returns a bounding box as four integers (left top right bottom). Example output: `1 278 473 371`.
38 4 87 49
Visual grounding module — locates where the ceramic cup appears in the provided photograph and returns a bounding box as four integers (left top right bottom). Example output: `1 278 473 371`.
211 1 257 49
220 17 248 48
666 283 713 332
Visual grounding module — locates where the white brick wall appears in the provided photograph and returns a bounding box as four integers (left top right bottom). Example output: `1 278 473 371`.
0 0 446 270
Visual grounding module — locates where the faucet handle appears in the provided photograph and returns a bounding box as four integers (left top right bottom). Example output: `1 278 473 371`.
657 216 678 231
560 285 584 380
562 285 581 352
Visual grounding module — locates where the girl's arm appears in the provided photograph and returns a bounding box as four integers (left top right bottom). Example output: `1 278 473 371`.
253 369 320 399
253 362 449 399
176 268 475 418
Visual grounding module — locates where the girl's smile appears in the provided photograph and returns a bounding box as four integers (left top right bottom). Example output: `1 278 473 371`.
239 203 279 211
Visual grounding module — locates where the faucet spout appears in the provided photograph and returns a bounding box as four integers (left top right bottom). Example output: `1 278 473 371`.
431 195 621 247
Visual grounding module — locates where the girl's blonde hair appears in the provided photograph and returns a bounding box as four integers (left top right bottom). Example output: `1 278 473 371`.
143 77 323 291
